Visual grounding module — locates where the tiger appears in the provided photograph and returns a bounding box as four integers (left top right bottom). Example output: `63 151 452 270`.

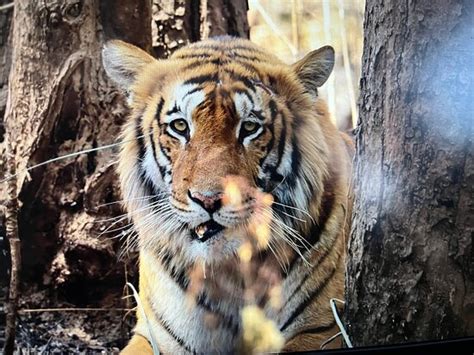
102 36 353 353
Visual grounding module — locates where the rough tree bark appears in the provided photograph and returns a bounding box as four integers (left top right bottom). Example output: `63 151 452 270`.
0 0 248 351
0 1 12 144
346 0 473 346
0 2 13 349
151 0 248 58
1 0 152 351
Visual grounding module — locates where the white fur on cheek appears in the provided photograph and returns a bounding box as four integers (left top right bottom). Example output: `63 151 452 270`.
143 145 170 188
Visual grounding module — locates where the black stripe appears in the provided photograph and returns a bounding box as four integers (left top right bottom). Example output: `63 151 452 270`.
229 52 263 62
250 109 264 121
186 44 267 53
184 73 218 85
234 89 254 105
159 142 171 163
284 191 337 277
146 294 197 354
183 86 204 99
284 235 334 298
135 115 146 164
160 250 189 290
156 121 173 164
257 99 278 191
163 130 180 142
256 177 265 189
264 109 287 187
259 100 277 163
149 127 167 180
165 103 179 116
281 135 301 191
266 75 279 95
231 60 260 75
290 135 301 180
306 193 335 249
182 57 230 70
222 69 256 92
142 177 162 205
155 98 165 120
181 57 259 76
159 252 240 334
150 99 168 180
196 294 240 334
274 110 287 175
286 320 337 343
172 204 189 213
175 50 263 63
267 99 278 153
134 112 159 199
280 266 336 332
174 52 213 60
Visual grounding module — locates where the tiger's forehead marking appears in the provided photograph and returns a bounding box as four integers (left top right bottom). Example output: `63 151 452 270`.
165 78 269 123
169 83 206 121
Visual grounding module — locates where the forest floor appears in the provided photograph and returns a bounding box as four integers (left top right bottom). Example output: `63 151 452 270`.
14 288 133 353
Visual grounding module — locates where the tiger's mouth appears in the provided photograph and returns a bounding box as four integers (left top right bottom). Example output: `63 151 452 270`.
191 220 226 242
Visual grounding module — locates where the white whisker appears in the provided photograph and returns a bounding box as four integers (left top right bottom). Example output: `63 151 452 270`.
0 133 151 184
271 201 315 223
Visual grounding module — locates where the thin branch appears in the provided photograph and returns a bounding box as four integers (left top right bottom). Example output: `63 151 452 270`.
337 0 358 125
4 137 20 355
18 307 130 313
249 0 298 60
0 3 13 11
322 1 337 123
290 0 300 55
199 0 210 40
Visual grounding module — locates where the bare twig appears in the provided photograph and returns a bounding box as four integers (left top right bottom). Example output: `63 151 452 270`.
336 0 358 126
199 0 210 40
18 307 130 314
4 138 20 355
290 0 301 55
249 0 298 60
0 3 13 11
322 1 337 122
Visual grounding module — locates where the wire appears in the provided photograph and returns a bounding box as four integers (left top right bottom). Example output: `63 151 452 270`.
321 331 342 349
330 298 353 348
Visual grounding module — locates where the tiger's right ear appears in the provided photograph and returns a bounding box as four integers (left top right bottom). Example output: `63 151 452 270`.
102 40 156 91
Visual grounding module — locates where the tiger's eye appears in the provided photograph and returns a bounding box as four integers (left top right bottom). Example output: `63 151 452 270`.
243 121 259 133
170 119 188 134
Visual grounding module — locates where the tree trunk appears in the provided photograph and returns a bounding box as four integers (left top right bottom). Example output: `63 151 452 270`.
0 2 13 349
0 0 248 351
0 0 153 351
346 0 473 346
0 1 12 145
151 0 248 58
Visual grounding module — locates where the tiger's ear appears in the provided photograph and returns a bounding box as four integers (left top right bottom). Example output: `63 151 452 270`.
292 46 335 96
102 40 156 90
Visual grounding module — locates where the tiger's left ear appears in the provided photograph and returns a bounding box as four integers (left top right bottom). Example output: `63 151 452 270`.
292 46 335 96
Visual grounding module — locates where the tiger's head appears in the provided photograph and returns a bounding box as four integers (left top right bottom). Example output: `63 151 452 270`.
102 37 335 263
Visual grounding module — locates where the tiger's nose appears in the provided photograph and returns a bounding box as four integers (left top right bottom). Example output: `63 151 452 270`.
188 190 223 214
